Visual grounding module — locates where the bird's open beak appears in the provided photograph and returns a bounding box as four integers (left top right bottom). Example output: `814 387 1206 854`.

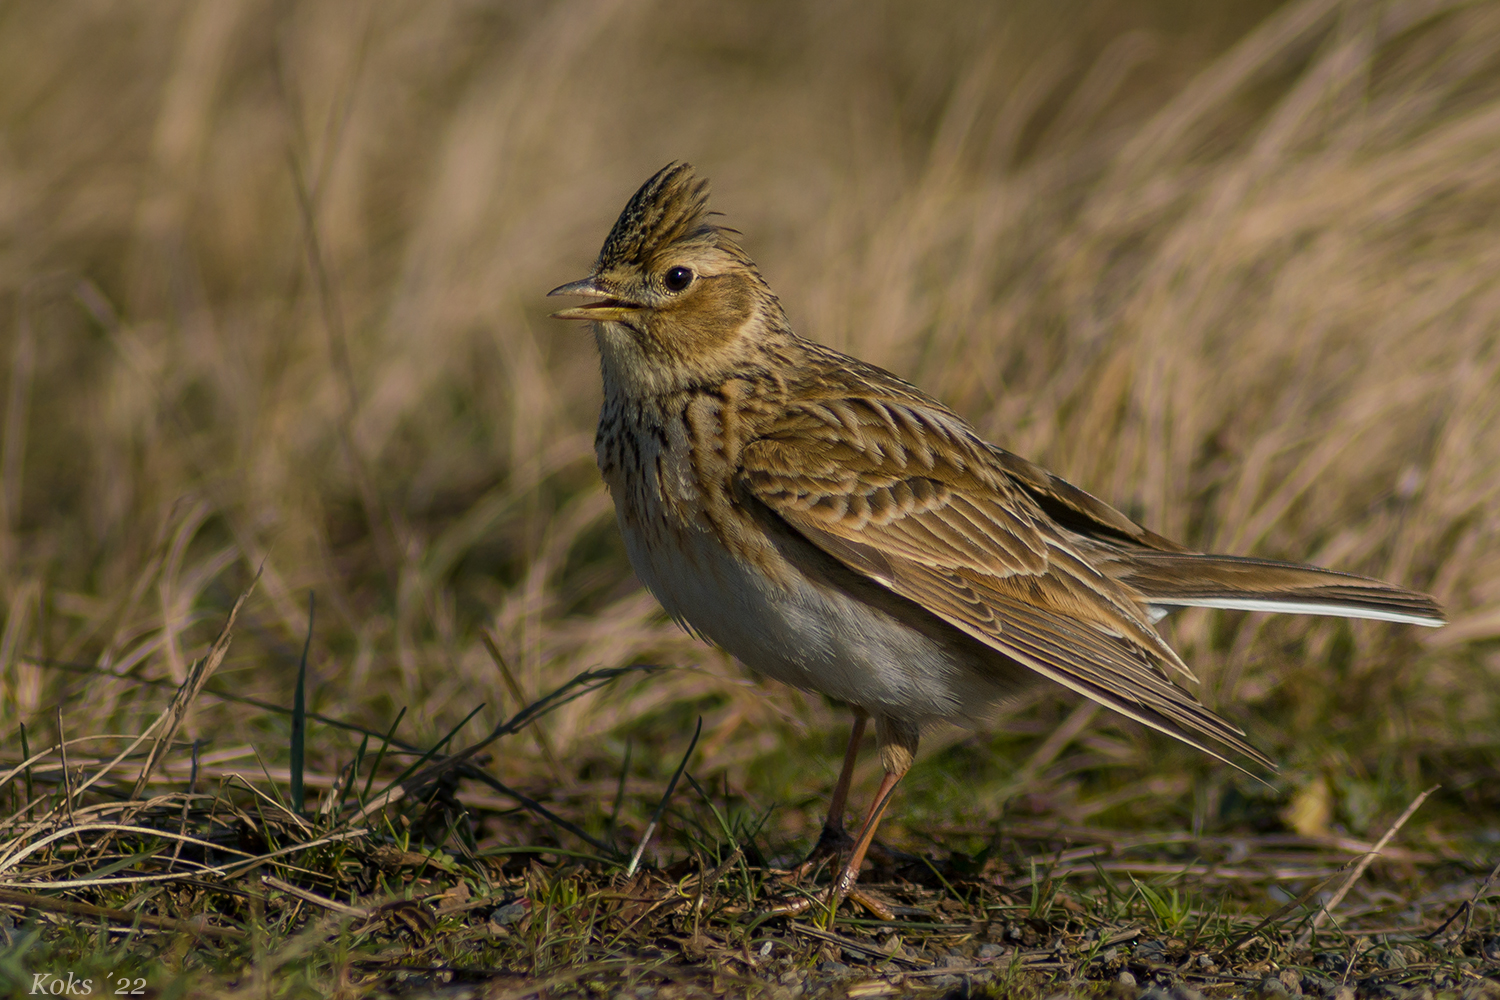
548 276 641 321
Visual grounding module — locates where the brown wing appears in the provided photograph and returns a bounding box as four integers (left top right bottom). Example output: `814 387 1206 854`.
979 443 1192 555
737 390 1273 771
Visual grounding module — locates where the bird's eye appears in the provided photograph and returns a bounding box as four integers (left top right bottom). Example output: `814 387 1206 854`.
663 266 694 292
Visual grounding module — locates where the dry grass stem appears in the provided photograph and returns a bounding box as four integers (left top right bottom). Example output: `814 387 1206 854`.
1306 783 1440 935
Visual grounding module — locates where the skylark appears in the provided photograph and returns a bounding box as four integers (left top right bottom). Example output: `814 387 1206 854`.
550 163 1446 904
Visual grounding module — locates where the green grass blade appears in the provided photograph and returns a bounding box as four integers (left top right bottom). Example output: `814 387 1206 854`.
290 591 314 815
361 707 407 804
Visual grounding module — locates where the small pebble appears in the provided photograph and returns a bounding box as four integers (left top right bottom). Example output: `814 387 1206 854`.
490 902 526 926
1331 988 1356 1000
1303 973 1336 996
815 960 850 977
1118 971 1137 988
1278 968 1304 995
1171 987 1208 1000
1261 977 1289 996
977 942 1006 961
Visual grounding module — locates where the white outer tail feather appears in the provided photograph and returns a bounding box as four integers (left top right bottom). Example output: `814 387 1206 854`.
1147 597 1445 627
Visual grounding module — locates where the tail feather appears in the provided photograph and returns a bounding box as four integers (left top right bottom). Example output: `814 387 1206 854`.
1117 552 1446 628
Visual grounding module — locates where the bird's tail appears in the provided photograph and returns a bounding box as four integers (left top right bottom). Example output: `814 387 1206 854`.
1116 552 1446 627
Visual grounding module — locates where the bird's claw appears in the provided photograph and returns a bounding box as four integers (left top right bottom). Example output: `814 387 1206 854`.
764 885 895 921
792 821 856 879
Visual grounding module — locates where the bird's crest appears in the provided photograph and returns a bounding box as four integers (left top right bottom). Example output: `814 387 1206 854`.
597 162 717 269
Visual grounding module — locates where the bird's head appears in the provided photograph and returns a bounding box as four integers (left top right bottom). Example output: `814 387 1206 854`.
550 163 788 394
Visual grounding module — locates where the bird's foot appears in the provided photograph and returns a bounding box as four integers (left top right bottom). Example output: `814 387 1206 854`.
792 821 855 880
765 884 895 921
847 886 896 921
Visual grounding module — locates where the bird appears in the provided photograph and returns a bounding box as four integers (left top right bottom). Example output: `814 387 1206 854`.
549 162 1446 908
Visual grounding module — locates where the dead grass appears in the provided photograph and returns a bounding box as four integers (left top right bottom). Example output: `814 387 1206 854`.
1 0 1499 995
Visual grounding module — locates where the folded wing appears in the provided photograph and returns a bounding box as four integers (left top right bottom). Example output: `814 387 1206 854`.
737 391 1274 771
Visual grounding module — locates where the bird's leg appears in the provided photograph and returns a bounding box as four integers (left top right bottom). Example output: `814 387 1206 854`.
794 709 867 877
831 716 917 901
823 708 868 839
769 716 914 920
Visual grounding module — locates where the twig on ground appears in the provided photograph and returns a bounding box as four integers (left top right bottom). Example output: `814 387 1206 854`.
0 826 366 889
1305 784 1438 937
0 886 245 939
789 920 929 966
261 873 369 917
1458 853 1500 941
627 717 702 878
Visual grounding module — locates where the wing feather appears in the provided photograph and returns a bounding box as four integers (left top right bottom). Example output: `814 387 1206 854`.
738 392 1269 769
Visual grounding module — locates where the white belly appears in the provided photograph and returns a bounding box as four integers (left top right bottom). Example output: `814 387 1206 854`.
619 507 1023 727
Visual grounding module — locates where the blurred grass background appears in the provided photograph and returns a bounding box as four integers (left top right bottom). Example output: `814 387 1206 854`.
2 0 1498 854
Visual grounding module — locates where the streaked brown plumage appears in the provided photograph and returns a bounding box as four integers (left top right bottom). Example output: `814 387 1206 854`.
550 163 1446 906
